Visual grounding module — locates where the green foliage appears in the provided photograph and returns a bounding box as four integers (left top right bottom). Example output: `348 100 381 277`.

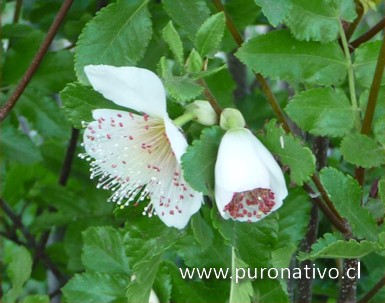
236 30 347 86
162 21 184 65
164 76 204 102
298 233 382 261
254 0 292 26
195 12 226 58
75 0 152 83
320 168 378 241
229 251 253 303
261 119 316 185
182 126 224 195
190 212 214 250
340 133 385 168
285 88 354 137
284 0 356 42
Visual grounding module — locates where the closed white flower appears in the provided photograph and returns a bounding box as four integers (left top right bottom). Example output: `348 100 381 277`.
80 65 202 229
215 127 288 222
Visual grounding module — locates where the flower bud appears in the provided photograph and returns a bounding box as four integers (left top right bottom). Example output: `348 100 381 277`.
219 108 245 130
185 100 218 126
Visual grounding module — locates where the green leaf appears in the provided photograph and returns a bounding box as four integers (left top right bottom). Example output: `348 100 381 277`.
354 41 385 88
182 126 224 195
3 246 32 303
162 0 210 42
320 167 378 241
284 0 356 42
236 30 347 86
340 133 385 168
379 179 385 206
60 82 124 129
0 124 42 164
165 76 203 103
285 88 355 137
162 21 184 65
195 12 226 58
261 119 316 185
82 226 130 275
190 212 214 250
62 272 128 303
229 251 253 303
298 233 381 261
21 295 49 303
254 0 292 26
186 48 203 73
255 279 289 303
75 0 152 83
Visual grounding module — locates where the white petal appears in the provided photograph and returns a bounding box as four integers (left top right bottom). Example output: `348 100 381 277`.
250 135 288 202
215 128 270 192
84 65 167 119
214 185 233 220
163 116 188 162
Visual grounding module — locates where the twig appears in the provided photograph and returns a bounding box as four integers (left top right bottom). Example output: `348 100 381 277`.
197 79 222 115
357 275 385 303
212 0 349 234
0 0 74 121
0 199 65 282
338 259 359 303
12 0 23 23
351 17 385 50
345 0 364 42
355 23 385 187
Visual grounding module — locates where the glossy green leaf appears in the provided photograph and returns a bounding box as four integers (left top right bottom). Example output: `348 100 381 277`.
236 30 347 86
182 126 224 195
62 272 128 303
60 83 124 129
298 233 381 261
162 0 210 42
165 76 203 102
195 12 226 58
285 88 355 137
261 119 316 185
354 41 385 88
284 0 356 42
82 227 130 275
75 0 152 83
162 21 184 65
254 0 292 26
320 167 378 241
340 133 385 168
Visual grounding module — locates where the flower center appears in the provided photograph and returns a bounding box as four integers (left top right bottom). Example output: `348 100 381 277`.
224 188 276 221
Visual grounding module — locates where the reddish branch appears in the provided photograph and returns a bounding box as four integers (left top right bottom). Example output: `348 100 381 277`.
0 0 74 121
351 17 385 50
357 275 385 303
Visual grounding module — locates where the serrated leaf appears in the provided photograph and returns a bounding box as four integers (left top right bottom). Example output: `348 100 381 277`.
254 0 292 26
190 212 214 250
236 30 347 86
341 133 385 168
0 124 42 164
298 233 381 261
162 0 210 42
75 0 152 83
261 119 316 185
62 272 128 303
82 226 130 275
165 76 203 102
60 82 124 129
285 88 355 137
186 49 203 73
284 0 356 42
355 41 385 88
182 126 224 195
195 12 226 58
3 246 32 303
229 251 253 303
162 21 184 65
320 167 378 241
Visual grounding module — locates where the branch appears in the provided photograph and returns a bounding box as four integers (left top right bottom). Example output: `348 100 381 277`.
0 0 74 121
351 17 385 50
358 275 385 303
13 0 23 24
197 79 223 115
338 259 359 303
212 0 349 235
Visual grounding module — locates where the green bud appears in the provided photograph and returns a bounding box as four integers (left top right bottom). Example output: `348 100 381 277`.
219 108 245 131
185 100 218 126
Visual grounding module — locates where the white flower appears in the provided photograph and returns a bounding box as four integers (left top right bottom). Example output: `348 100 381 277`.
214 128 288 222
80 65 202 229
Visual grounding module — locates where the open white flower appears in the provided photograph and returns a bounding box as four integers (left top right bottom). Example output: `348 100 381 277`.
215 110 288 222
80 65 202 229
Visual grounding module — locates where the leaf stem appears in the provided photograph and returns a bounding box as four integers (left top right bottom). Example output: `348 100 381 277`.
339 21 361 131
197 78 222 115
229 246 236 303
0 0 74 121
357 274 385 303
